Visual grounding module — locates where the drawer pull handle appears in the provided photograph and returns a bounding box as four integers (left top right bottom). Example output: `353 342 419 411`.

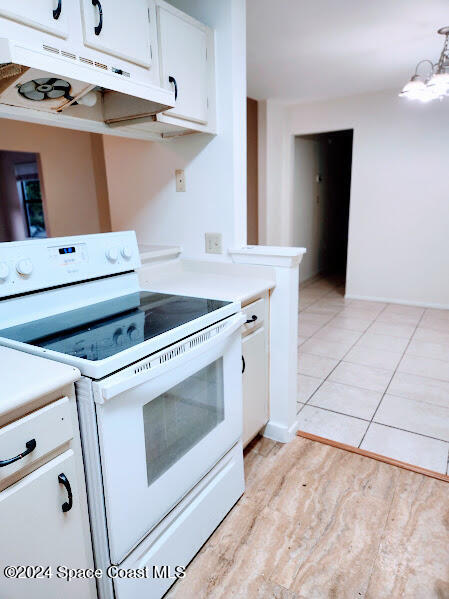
242 355 246 373
246 315 258 324
58 473 73 512
0 439 36 467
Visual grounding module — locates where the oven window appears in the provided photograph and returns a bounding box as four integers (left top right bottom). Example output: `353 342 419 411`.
143 359 224 486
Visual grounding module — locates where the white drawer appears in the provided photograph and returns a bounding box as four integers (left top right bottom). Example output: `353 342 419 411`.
242 298 265 335
0 397 73 489
114 443 244 599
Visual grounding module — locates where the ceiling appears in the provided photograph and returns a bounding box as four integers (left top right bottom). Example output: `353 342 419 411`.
246 0 449 102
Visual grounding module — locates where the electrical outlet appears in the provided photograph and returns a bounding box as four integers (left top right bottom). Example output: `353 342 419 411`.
175 169 186 192
205 232 222 254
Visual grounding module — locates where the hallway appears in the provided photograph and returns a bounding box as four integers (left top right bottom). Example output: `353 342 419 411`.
297 276 449 476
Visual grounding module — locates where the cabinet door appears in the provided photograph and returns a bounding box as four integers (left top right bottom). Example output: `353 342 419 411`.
0 450 95 599
80 0 153 68
157 4 208 124
242 327 269 447
0 0 69 38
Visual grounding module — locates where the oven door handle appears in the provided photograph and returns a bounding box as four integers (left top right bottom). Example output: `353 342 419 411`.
96 312 246 402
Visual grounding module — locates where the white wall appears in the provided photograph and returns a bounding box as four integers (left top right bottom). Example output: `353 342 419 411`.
260 90 449 307
104 0 247 260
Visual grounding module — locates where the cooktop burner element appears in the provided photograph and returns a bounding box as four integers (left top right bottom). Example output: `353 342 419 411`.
0 292 230 362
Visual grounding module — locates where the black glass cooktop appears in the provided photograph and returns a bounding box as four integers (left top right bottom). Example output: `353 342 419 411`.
0 292 230 362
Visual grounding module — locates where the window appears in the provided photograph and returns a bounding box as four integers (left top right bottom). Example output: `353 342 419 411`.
15 162 47 238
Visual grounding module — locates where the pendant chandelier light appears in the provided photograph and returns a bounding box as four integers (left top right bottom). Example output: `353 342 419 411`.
400 26 449 102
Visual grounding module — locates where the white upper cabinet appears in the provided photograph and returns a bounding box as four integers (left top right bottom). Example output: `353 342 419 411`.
80 0 153 68
157 1 209 125
0 0 69 38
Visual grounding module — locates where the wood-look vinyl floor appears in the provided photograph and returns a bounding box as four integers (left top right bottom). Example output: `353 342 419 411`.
166 435 449 599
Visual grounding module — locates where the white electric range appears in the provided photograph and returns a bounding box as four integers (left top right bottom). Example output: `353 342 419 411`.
0 232 245 599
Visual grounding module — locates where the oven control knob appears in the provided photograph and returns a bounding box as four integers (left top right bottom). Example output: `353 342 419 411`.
121 246 132 260
127 325 138 342
0 262 9 281
106 248 119 263
113 329 125 346
16 259 33 277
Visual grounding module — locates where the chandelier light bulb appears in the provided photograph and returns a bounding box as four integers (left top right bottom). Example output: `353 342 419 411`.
400 26 449 102
427 72 449 95
399 76 427 99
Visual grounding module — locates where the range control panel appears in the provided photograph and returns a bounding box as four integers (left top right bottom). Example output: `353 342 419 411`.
0 231 141 299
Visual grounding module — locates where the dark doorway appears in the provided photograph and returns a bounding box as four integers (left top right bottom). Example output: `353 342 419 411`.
293 129 353 284
0 150 47 242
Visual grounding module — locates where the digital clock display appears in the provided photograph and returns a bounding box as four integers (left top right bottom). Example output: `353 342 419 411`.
59 246 76 255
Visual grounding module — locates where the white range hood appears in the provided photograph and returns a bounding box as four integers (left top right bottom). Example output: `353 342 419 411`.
0 36 176 131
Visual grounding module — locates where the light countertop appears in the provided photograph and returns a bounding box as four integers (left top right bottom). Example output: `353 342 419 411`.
0 347 80 426
138 259 276 304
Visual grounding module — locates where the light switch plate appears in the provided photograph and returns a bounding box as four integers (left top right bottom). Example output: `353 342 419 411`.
175 169 186 192
205 232 222 254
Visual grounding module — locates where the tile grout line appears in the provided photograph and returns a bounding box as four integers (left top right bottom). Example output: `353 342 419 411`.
297 278 351 414
302 402 449 445
356 301 397 448
299 280 449 471
300 324 361 404
306 299 393 446
297 277 387 410
302 300 389 409
381 391 449 414
358 305 427 449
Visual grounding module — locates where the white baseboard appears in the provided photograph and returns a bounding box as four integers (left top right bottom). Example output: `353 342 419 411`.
262 419 299 444
345 293 449 311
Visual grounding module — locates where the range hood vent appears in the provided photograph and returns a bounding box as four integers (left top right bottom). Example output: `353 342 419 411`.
0 37 175 128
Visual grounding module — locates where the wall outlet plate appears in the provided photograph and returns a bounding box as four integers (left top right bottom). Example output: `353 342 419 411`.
175 169 186 192
205 232 222 254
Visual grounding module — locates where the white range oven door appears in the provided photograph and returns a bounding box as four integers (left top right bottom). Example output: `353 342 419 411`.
92 313 245 565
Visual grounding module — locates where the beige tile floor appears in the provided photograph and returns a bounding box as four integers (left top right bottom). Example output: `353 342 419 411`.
166 435 449 599
297 275 449 475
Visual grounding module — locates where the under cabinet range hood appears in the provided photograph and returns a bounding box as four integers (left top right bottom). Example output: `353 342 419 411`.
0 37 175 128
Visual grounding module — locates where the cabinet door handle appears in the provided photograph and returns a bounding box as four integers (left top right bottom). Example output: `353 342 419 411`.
169 75 178 101
0 439 36 468
245 315 258 324
92 0 103 36
242 355 246 373
58 473 73 512
53 0 62 20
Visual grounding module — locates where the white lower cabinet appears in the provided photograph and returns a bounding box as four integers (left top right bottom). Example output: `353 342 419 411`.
0 449 96 599
241 295 269 447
